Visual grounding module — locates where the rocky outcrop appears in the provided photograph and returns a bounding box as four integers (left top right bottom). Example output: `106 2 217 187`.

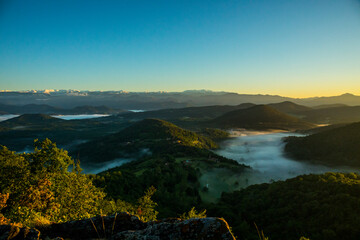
0 225 40 240
112 216 235 240
0 212 236 240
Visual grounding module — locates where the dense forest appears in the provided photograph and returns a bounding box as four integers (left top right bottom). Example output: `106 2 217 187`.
74 119 220 164
89 155 203 218
2 104 360 239
2 138 360 240
0 137 244 226
0 140 159 226
211 105 314 130
285 122 360 167
209 173 360 240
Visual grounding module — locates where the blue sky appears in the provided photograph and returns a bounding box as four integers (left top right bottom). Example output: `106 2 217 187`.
0 0 360 97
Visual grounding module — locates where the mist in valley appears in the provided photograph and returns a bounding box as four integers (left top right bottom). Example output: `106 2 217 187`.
52 114 110 120
0 114 19 121
83 158 134 174
214 131 359 186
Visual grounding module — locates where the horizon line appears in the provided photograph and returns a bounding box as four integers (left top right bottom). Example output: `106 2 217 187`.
0 89 358 99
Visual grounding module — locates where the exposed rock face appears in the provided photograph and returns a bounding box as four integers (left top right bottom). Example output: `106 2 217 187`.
0 212 235 240
38 212 146 239
0 225 40 240
112 217 235 240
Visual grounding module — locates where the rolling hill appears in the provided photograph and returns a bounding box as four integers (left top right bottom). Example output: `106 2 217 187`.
0 103 61 115
74 119 219 163
285 121 360 167
0 114 65 128
268 101 312 114
120 103 256 121
0 113 131 152
312 103 348 109
68 105 126 114
300 105 360 124
212 105 315 130
0 103 126 115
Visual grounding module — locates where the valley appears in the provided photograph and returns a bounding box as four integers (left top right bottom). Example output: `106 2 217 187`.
1 100 360 239
2 2 359 238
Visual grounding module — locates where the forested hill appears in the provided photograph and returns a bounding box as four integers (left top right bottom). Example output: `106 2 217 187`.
0 138 245 237
268 101 313 114
120 103 256 121
301 105 360 124
0 103 126 115
212 105 315 130
74 118 218 163
285 122 360 167
0 114 64 128
115 119 217 147
209 172 360 240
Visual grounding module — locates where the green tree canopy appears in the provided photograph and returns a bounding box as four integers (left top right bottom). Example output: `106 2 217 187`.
0 139 105 225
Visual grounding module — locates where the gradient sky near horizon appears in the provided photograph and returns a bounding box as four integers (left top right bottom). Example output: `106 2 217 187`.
0 0 360 97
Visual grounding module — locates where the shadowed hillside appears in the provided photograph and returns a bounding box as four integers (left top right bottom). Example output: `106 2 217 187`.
285 122 360 167
268 101 312 114
0 114 65 128
301 105 360 124
0 103 61 114
0 103 126 115
120 103 255 121
0 113 130 151
312 103 348 109
212 105 315 130
209 172 360 240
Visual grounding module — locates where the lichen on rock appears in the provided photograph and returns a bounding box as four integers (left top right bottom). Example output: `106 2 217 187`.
0 212 235 240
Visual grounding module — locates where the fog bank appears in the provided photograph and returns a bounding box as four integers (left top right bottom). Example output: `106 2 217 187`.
0 114 19 121
215 132 358 185
52 114 109 120
83 158 133 174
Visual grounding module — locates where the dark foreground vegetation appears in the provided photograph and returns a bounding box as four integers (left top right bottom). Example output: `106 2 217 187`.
0 138 243 225
2 101 360 239
0 139 158 226
210 173 360 240
1 139 360 239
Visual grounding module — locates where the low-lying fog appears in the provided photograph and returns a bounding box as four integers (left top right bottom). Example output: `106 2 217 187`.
214 131 358 185
0 114 19 121
83 158 134 174
82 148 151 174
52 114 109 120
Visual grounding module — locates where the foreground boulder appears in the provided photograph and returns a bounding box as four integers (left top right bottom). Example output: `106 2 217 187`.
111 217 235 240
1 212 235 240
0 225 40 240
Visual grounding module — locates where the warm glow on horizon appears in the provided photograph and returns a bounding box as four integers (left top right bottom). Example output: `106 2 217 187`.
1 87 359 99
1 0 359 97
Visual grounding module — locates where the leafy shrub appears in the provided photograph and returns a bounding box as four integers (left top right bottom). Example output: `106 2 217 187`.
180 207 206 220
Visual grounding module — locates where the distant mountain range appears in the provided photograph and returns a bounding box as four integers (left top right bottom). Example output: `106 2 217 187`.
120 103 255 121
2 99 360 125
1 90 360 110
117 101 360 126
